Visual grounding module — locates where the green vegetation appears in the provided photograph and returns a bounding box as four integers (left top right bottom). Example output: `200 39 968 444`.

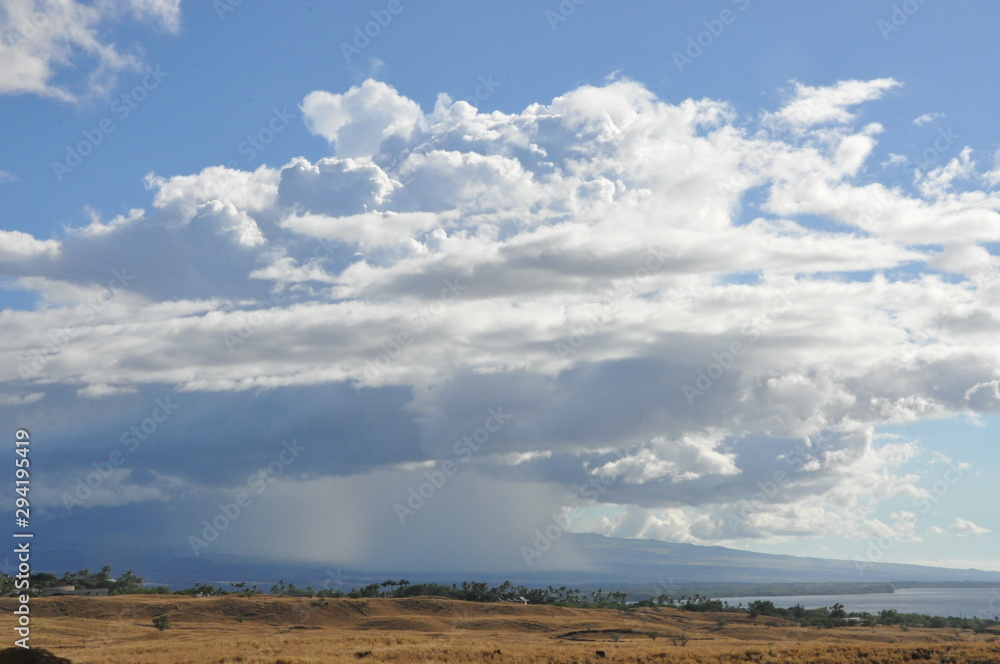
264 580 1000 632
620 581 897 600
0 566 161 595
9 568 999 635
338 580 635 607
173 581 262 596
736 601 999 632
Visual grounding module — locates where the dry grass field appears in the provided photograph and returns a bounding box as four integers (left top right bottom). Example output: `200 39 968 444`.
1 595 999 663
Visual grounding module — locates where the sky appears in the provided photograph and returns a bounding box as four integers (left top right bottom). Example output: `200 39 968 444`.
2 0 1000 578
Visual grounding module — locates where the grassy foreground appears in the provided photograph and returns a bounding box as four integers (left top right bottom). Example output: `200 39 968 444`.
1 595 999 663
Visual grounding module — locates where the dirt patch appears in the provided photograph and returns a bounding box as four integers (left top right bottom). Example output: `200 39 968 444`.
454 618 558 632
357 616 450 632
554 628 649 641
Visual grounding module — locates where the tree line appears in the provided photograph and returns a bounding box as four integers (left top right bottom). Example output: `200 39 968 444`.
1 566 151 595
6 569 999 633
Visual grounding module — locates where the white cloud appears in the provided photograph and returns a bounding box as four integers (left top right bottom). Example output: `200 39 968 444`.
76 383 138 398
949 517 991 536
5 77 1000 553
590 433 739 484
913 112 944 127
0 391 43 406
125 0 182 32
964 380 1000 411
281 211 440 252
767 78 901 129
0 0 182 101
145 165 279 221
917 147 976 198
928 243 995 282
301 80 423 157
0 229 60 264
190 201 266 248
983 149 1000 188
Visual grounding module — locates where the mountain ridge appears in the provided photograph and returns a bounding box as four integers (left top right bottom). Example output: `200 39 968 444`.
32 532 1000 591
564 532 1000 585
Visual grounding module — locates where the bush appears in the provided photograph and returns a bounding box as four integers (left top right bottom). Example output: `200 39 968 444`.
152 615 170 631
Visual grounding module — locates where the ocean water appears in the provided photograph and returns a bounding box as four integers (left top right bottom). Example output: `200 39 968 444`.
718 587 1000 619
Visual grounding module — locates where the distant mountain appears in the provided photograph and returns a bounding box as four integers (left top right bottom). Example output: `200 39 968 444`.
562 533 1000 585
31 533 1000 592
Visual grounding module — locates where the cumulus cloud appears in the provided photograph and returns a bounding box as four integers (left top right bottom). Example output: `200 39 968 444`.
949 517 991 536
301 80 423 157
3 76 1000 569
0 229 60 263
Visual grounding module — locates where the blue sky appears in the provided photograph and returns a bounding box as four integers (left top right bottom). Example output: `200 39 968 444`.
2 0 1000 576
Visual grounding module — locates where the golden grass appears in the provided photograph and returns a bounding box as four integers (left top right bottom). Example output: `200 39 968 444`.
1 596 998 663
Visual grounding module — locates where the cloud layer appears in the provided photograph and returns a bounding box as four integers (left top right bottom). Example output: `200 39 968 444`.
3 76 999 569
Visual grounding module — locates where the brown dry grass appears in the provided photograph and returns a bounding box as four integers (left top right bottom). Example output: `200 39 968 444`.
1 596 998 663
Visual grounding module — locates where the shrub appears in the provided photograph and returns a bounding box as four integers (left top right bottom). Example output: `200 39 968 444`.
152 615 170 631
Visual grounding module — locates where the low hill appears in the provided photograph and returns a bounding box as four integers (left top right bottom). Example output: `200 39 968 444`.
2 595 1000 664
